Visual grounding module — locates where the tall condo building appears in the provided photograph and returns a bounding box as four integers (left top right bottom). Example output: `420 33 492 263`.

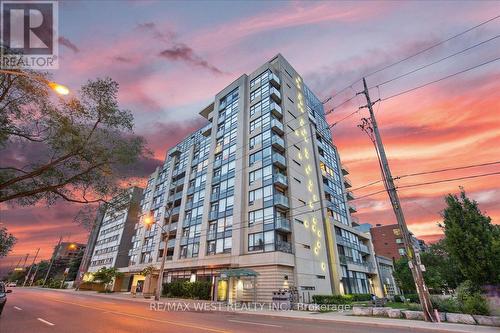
126 54 382 302
85 187 143 276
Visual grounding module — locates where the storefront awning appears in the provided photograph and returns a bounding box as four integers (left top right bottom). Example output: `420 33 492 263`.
219 268 259 278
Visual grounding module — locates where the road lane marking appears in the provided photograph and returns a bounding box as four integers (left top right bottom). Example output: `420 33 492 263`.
37 318 55 326
14 306 22 310
227 319 282 328
44 297 228 333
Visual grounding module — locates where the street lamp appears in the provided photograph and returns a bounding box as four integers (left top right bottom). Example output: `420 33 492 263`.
0 69 70 95
142 211 172 301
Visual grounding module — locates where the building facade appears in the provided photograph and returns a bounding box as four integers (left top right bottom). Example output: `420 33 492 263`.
85 187 143 276
126 54 382 302
375 255 400 298
370 223 427 261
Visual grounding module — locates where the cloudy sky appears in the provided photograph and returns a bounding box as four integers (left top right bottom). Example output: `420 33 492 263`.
1 1 499 273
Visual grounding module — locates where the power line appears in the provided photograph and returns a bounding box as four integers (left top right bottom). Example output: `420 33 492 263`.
398 171 500 190
382 56 500 101
321 14 500 105
350 160 500 192
364 14 500 78
370 34 500 89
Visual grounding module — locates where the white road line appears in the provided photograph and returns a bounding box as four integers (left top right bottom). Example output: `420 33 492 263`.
37 318 55 326
13 306 22 310
227 319 282 327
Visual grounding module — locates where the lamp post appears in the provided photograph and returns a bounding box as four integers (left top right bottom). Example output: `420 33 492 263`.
0 69 69 95
143 207 174 301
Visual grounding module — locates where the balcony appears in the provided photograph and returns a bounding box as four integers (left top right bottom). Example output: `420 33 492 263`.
276 240 293 253
208 211 218 221
207 230 216 241
269 73 281 88
359 243 370 254
349 203 357 213
201 123 212 137
272 153 286 169
213 159 222 169
216 130 224 139
272 135 285 152
343 176 352 188
270 87 282 104
275 217 291 233
273 173 288 189
341 164 350 175
346 191 355 201
274 193 289 210
271 118 284 135
169 147 181 157
186 186 195 195
180 237 188 246
270 102 283 118
166 206 180 217
166 239 176 248
184 201 193 210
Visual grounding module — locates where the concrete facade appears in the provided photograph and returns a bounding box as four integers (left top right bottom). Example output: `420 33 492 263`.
126 55 382 302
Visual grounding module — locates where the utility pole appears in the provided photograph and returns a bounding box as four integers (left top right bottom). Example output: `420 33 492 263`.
357 77 435 322
43 236 62 287
23 248 40 287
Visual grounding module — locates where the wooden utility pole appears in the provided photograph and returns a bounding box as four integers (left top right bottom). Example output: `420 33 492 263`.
23 248 39 286
358 77 435 322
43 236 62 287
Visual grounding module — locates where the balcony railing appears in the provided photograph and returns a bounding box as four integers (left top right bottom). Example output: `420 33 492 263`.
341 164 350 175
343 176 352 188
270 87 282 103
270 102 283 118
272 135 285 152
274 193 289 209
273 173 288 189
276 240 293 253
346 191 355 201
208 211 218 221
271 118 284 135
349 204 357 213
275 217 291 233
272 153 286 169
269 73 281 88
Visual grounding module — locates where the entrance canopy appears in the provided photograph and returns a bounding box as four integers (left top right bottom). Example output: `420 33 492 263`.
219 268 259 278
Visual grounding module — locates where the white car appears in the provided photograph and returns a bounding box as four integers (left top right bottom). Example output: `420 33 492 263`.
6 282 17 287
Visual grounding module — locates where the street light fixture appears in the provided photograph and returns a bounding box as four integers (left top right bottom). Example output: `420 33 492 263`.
0 69 70 95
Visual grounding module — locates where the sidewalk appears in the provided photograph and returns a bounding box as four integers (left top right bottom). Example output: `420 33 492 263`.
38 288 498 333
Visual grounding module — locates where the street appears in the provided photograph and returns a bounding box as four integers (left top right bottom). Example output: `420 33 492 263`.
0 288 455 333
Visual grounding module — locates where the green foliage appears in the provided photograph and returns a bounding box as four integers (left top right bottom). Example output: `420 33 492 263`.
0 71 148 213
140 265 155 277
431 297 460 313
404 294 420 303
43 278 66 289
162 280 211 300
0 227 16 258
430 281 490 315
442 190 500 287
93 267 122 285
312 295 352 305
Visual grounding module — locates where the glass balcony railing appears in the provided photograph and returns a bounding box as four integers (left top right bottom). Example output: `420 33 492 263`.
274 193 289 209
273 173 288 188
275 217 291 232
270 102 283 118
270 87 282 103
272 135 285 151
271 118 284 135
269 73 281 88
272 153 286 169
208 211 218 221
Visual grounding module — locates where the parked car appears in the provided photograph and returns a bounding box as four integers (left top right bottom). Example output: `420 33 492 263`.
6 282 17 287
0 282 13 315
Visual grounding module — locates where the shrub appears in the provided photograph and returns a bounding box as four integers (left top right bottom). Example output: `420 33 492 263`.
312 295 351 305
348 293 372 301
431 297 460 313
404 293 420 303
162 280 211 300
461 293 490 315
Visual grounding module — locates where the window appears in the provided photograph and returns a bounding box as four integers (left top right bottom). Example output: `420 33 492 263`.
398 248 406 255
248 185 272 204
248 233 264 251
396 238 403 244
248 207 274 226
249 165 272 185
249 147 272 166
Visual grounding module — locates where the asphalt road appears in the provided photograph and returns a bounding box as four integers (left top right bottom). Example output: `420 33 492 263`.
1 288 442 333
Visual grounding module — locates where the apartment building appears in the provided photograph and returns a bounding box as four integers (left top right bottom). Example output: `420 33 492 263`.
370 223 427 260
85 187 143 276
126 54 382 302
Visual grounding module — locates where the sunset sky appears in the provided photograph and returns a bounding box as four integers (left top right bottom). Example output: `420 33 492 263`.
1 1 499 274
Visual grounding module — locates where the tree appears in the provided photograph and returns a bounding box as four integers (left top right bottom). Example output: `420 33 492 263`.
0 68 147 208
441 189 500 286
0 227 16 257
393 241 463 294
93 267 123 291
